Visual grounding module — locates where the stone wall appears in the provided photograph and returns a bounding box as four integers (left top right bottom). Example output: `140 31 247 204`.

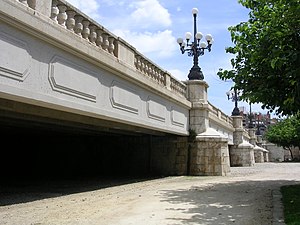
263 143 284 162
189 135 230 176
150 136 189 176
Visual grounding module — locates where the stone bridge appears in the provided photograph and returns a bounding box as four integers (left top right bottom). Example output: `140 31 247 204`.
0 0 268 179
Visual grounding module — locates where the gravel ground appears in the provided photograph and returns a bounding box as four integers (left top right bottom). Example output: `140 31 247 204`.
0 162 299 225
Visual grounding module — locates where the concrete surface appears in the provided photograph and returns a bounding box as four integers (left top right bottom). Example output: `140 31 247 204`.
1 162 299 225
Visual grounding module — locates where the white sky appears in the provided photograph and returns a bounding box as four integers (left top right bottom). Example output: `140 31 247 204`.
67 0 270 116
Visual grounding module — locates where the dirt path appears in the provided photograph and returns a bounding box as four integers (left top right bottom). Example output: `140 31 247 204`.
1 163 300 225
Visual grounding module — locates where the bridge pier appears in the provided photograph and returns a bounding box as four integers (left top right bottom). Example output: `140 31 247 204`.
186 80 230 176
248 127 269 163
229 116 255 166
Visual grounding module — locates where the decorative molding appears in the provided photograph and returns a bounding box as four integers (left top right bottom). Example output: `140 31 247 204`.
171 107 186 127
110 80 140 114
0 30 31 81
48 55 99 102
147 96 166 122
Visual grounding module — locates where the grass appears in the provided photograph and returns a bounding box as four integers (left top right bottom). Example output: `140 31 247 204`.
281 184 300 224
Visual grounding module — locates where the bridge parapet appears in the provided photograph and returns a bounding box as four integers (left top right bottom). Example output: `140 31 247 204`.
208 102 232 125
134 53 166 87
15 0 187 99
170 76 187 97
50 0 118 56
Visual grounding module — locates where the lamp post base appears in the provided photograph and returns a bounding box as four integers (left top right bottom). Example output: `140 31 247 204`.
232 107 240 116
188 65 204 80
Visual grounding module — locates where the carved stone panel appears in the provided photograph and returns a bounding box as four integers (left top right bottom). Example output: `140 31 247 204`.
147 97 166 122
0 30 31 81
171 107 186 128
110 80 140 114
48 55 99 102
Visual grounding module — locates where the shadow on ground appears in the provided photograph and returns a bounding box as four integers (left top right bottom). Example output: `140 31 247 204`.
159 179 300 225
0 175 162 206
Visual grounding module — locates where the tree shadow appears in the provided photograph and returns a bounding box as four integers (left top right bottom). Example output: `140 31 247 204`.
158 179 300 225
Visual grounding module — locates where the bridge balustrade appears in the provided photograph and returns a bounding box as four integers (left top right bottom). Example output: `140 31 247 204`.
16 0 187 99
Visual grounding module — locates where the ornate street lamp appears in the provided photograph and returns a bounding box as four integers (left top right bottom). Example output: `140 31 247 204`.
226 88 240 116
255 113 262 135
248 103 254 128
176 8 213 80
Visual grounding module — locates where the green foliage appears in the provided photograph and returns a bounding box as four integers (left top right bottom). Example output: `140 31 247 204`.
265 114 300 149
217 0 300 116
281 185 300 224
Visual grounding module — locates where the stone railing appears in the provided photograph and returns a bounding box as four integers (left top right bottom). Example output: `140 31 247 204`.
170 76 187 97
50 0 118 57
208 102 233 125
15 0 187 98
243 129 250 142
134 53 166 87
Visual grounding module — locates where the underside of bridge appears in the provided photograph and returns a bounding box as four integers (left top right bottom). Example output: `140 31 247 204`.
0 98 185 185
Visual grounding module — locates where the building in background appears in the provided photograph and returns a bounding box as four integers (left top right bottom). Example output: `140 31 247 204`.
238 106 274 136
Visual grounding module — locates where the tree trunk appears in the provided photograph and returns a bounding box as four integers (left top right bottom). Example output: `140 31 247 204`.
288 147 294 160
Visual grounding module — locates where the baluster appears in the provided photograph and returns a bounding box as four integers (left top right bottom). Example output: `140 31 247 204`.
157 71 161 83
135 56 141 71
158 70 162 82
74 15 83 36
149 65 153 77
150 66 154 79
50 0 59 21
148 65 153 78
139 59 143 73
96 30 103 48
66 10 76 30
161 72 165 84
145 61 150 76
89 25 97 45
145 63 149 76
101 34 109 51
57 4 67 27
108 37 115 54
156 70 160 82
148 64 155 77
141 60 145 74
134 57 138 69
160 73 165 84
158 71 162 83
154 70 157 82
144 61 148 75
156 70 160 81
137 58 142 71
155 70 160 83
81 20 90 39
19 0 28 6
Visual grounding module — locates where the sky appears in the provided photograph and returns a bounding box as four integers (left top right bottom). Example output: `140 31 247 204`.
66 0 271 116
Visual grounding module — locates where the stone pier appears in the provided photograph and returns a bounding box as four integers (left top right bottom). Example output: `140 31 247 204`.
256 134 269 162
229 116 255 167
186 80 230 176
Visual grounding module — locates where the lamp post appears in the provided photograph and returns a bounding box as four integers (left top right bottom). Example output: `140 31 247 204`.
226 87 240 116
248 103 254 128
176 8 213 80
255 113 262 135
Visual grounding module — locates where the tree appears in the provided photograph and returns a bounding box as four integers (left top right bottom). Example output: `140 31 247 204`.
217 0 300 116
265 115 300 159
